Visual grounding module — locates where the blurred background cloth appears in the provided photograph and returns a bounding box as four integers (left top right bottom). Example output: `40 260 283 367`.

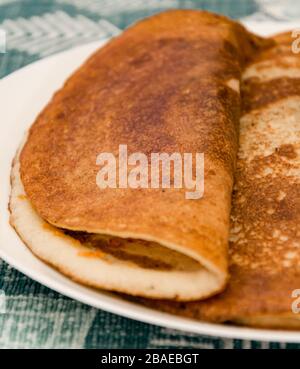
0 0 299 349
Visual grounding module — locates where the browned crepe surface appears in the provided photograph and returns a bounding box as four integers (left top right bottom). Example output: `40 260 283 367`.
19 10 267 287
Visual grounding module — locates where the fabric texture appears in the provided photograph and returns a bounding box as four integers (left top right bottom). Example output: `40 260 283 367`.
0 0 299 349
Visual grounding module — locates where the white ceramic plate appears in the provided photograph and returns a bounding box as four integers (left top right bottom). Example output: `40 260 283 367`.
1 22 300 343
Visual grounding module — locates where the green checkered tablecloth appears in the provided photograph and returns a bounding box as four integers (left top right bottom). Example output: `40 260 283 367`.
0 0 299 349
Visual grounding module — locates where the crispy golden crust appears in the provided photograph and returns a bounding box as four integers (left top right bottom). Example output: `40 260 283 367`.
137 33 300 327
19 10 267 282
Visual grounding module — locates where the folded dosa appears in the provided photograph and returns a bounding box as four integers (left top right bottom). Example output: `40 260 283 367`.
138 32 300 327
9 10 265 301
